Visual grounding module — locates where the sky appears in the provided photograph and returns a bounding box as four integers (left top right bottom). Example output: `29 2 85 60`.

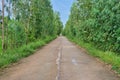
0 1 1 10
51 0 74 26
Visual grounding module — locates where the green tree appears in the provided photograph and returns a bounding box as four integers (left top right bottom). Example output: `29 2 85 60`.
0 0 63 50
64 0 120 53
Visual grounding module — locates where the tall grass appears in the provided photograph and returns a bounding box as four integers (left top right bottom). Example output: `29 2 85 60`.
0 36 56 68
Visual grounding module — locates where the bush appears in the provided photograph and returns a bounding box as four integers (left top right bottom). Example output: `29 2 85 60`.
0 36 55 68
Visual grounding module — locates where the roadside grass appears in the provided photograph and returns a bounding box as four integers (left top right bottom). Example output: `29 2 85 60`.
0 39 2 52
0 36 56 68
69 37 120 74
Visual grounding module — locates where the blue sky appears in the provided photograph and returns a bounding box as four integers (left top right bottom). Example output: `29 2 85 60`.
51 0 74 26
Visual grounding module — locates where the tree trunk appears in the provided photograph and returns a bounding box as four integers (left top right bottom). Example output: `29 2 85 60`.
2 0 5 51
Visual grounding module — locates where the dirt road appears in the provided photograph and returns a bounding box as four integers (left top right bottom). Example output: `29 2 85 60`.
0 37 119 80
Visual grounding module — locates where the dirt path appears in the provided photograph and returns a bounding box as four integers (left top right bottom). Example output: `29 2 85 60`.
0 37 119 80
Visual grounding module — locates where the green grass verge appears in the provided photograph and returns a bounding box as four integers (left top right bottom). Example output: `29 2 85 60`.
0 36 56 68
68 37 120 74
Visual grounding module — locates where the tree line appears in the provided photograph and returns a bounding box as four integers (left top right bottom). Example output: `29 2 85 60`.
64 0 120 53
0 0 63 51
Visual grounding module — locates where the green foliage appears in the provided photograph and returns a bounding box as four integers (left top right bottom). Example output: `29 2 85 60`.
64 0 120 53
0 36 55 68
0 0 63 67
0 0 63 50
53 12 63 35
7 20 26 48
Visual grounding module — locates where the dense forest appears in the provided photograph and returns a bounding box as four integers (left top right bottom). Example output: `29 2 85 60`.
64 0 120 53
0 0 63 51
0 0 63 67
